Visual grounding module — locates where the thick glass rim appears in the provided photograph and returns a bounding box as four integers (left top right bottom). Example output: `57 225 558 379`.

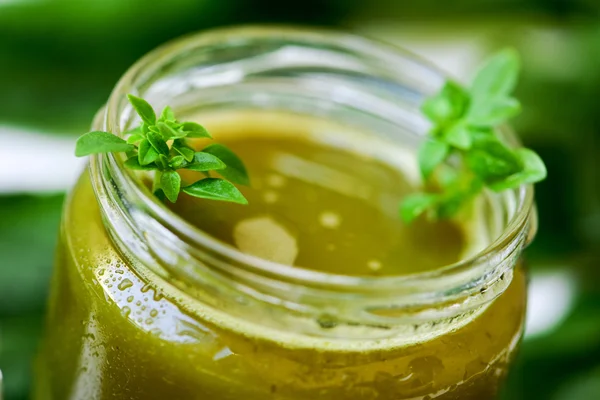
95 25 536 298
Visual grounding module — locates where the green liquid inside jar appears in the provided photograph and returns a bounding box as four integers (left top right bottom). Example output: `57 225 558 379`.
34 111 526 400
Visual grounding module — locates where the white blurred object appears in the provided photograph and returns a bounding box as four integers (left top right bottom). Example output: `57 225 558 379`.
525 269 577 339
0 126 84 194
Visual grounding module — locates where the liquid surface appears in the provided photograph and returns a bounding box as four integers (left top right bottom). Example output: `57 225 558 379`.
34 112 526 400
170 111 465 276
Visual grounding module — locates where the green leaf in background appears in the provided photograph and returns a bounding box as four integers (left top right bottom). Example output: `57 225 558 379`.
127 133 145 144
124 157 156 170
467 135 522 181
420 80 469 124
183 178 248 204
74 131 134 156
160 106 176 122
202 143 250 185
160 170 181 203
157 122 185 140
470 48 520 101
418 139 449 178
399 192 439 223
127 94 156 125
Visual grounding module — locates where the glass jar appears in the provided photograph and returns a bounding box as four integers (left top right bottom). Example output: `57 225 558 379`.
34 26 537 400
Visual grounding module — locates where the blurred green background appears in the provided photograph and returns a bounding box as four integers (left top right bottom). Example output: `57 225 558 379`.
0 1 599 399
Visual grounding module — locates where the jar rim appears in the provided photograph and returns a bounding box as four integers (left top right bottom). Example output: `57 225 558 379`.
95 24 535 303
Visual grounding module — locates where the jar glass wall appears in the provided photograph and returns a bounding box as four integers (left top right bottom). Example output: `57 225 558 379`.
34 26 535 400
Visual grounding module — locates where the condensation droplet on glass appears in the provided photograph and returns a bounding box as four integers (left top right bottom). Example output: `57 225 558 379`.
127 296 134 303
150 309 158 317
121 306 131 317
118 279 133 291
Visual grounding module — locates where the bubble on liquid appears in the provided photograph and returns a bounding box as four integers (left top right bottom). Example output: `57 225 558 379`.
263 190 279 204
233 216 298 265
266 174 286 188
367 259 382 272
118 279 133 291
319 211 341 229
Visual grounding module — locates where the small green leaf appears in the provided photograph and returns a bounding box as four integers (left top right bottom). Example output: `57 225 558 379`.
400 193 439 223
169 155 187 169
127 94 156 125
160 170 181 203
202 144 249 185
489 148 547 191
444 123 472 150
147 130 170 155
124 157 156 170
421 81 470 124
160 106 176 122
126 133 145 144
152 171 163 194
182 122 211 138
184 152 226 172
173 139 195 162
183 178 248 204
157 122 186 140
75 131 134 156
466 136 522 182
138 139 159 165
470 49 520 101
418 139 449 179
125 125 144 135
467 97 521 126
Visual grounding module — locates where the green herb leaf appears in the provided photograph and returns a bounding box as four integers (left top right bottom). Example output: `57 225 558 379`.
75 131 134 156
138 139 160 165
444 123 472 150
126 133 145 144
183 178 248 204
182 122 211 139
467 97 521 126
157 122 186 140
160 170 181 203
127 94 156 125
418 139 449 179
421 81 469 124
172 139 195 162
147 130 170 156
467 135 522 181
400 193 439 223
202 144 249 185
489 148 547 191
124 157 156 170
470 49 520 101
169 155 187 169
160 106 176 122
185 152 226 172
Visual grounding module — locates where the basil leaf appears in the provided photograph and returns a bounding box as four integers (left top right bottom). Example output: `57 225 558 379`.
127 94 156 125
173 139 195 162
160 170 181 203
160 106 176 122
399 193 439 223
466 136 522 181
138 139 159 165
147 129 170 156
124 157 156 170
421 81 470 124
75 131 134 156
126 133 144 144
169 155 187 169
183 178 248 204
470 49 520 102
489 148 547 191
182 122 211 139
202 144 249 185
418 139 449 179
185 152 226 172
444 123 472 150
157 122 186 140
467 97 521 126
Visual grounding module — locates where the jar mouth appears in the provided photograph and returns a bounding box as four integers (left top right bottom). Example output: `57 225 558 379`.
95 25 535 304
